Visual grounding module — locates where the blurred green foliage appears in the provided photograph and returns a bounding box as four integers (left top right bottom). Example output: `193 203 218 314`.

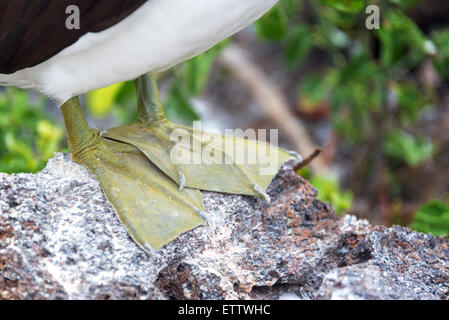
384 129 434 167
432 29 449 81
254 0 449 233
0 88 63 173
319 0 365 13
298 166 353 214
256 0 437 151
411 200 449 236
310 174 353 214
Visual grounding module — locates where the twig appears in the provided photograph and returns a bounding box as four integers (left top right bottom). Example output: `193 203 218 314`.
219 44 328 174
294 147 323 171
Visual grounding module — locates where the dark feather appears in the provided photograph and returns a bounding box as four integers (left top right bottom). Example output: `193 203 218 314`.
0 0 148 74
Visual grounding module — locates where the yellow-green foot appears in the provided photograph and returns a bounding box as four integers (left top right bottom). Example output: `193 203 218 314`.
103 73 297 201
61 98 204 251
104 120 295 201
60 72 297 252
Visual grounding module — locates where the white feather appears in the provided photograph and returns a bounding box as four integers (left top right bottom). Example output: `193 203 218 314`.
0 0 278 103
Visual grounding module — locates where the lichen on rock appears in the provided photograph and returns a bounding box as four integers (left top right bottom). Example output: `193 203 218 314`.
0 153 448 300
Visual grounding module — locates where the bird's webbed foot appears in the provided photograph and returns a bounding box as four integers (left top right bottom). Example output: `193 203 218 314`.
61 97 205 251
103 119 296 202
103 72 297 202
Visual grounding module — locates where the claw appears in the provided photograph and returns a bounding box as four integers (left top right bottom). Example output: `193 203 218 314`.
195 208 208 220
253 183 271 204
178 167 186 191
196 208 216 229
143 244 155 255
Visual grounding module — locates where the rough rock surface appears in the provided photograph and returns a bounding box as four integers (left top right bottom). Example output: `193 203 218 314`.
0 153 448 300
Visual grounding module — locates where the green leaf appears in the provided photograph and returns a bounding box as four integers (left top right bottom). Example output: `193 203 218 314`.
162 41 227 124
388 0 421 10
0 88 63 173
327 55 382 142
377 11 427 68
282 0 302 16
318 0 365 13
311 174 353 214
396 82 429 124
384 130 434 167
254 4 288 41
164 83 200 123
284 25 312 67
431 29 449 81
183 40 228 96
37 120 64 160
411 200 449 236
4 132 36 170
298 73 330 111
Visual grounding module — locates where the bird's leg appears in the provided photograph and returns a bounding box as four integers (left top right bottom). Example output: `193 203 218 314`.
134 73 187 190
60 97 204 251
61 97 99 159
104 73 298 201
135 72 167 124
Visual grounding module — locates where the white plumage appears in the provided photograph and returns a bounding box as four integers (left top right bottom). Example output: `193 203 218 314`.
0 0 278 103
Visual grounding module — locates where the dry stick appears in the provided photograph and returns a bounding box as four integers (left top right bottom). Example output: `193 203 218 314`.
294 147 323 172
219 44 328 174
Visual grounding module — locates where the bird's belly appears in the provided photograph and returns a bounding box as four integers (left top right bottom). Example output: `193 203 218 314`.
1 0 278 102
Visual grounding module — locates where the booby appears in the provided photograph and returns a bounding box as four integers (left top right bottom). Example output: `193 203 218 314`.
0 0 296 251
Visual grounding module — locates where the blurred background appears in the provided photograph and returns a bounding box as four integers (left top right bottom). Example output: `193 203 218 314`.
1 0 449 235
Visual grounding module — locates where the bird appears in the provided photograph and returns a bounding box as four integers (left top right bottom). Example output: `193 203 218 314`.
0 0 297 251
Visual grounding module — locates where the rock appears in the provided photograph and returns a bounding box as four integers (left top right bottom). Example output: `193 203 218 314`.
0 153 448 300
